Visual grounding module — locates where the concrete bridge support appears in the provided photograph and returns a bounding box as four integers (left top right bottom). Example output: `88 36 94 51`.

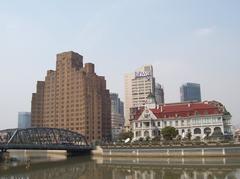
67 149 92 156
0 150 10 161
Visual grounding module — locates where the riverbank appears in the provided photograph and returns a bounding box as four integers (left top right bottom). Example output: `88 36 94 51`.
0 150 67 162
92 145 240 157
92 156 240 167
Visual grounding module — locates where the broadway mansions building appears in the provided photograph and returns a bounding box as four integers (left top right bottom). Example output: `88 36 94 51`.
31 51 111 142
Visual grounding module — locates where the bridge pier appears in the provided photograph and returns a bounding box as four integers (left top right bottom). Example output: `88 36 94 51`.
1 149 7 152
67 149 91 156
0 150 10 161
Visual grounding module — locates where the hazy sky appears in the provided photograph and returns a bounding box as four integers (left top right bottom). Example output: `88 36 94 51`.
0 0 239 129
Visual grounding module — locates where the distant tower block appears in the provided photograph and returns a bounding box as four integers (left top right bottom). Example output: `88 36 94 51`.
180 83 201 102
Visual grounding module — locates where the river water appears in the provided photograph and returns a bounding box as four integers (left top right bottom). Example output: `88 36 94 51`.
1 151 240 179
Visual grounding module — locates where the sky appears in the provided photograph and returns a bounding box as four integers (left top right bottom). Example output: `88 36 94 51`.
0 0 239 129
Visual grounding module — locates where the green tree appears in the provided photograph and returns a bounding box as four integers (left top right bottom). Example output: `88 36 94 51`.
152 135 161 141
210 130 224 140
185 129 192 141
186 131 192 141
118 131 134 141
161 126 178 141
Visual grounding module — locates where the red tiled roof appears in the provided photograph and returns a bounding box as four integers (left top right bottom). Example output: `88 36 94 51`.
132 101 223 120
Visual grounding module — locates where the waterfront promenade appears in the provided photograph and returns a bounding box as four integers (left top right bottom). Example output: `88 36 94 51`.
93 144 240 157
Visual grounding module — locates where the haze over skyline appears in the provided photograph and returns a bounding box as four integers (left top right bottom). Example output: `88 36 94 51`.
0 0 239 129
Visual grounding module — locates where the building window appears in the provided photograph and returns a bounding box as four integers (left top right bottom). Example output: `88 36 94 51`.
144 131 149 137
194 128 201 134
144 122 150 128
175 121 178 126
152 122 155 127
218 117 222 122
214 127 222 133
181 120 184 126
164 121 167 127
136 131 141 137
204 127 211 135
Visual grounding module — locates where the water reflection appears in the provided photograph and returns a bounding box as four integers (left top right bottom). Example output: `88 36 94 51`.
1 154 240 179
101 166 239 179
96 157 240 166
94 157 240 179
0 156 90 179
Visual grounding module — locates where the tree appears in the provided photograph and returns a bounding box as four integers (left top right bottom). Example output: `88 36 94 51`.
118 131 134 141
152 135 161 141
210 130 224 140
145 136 151 142
176 135 182 141
186 130 192 141
161 126 178 141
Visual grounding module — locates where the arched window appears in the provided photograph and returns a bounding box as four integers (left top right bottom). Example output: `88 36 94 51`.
194 128 201 134
204 127 211 134
144 131 149 137
152 129 160 136
214 127 222 133
135 131 138 137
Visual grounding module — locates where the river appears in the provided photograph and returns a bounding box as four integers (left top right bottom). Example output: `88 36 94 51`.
0 150 240 179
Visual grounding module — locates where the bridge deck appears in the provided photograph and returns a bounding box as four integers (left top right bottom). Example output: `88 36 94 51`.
0 144 93 151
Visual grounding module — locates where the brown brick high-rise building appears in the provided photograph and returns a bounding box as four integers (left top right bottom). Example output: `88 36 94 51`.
31 51 111 142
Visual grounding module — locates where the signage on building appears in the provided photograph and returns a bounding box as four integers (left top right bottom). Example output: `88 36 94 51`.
135 71 151 78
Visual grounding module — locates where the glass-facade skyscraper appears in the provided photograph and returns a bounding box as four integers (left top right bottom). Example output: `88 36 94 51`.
180 83 201 102
155 83 164 104
110 93 124 140
18 112 31 128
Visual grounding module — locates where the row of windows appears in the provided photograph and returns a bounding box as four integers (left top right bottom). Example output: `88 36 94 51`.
191 117 222 125
132 86 151 90
134 118 222 128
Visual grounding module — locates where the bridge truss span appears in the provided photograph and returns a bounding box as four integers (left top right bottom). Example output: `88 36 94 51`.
0 128 92 153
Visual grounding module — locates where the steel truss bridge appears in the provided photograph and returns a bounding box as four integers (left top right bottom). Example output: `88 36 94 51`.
0 128 92 155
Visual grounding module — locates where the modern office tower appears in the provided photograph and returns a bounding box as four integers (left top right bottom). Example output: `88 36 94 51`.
31 51 111 142
124 65 155 128
155 83 164 104
18 112 31 128
180 83 202 102
110 93 124 140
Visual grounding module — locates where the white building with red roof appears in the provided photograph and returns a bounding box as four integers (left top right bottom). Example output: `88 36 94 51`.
130 93 232 140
